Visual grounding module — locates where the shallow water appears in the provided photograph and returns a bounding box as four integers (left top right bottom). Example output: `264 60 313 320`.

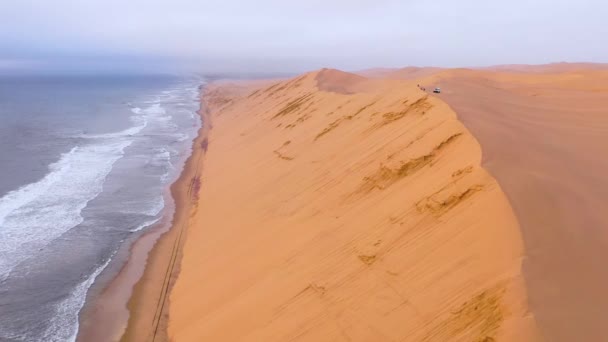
0 74 202 341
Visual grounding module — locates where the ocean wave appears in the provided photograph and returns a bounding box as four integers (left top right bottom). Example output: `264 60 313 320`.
117 193 165 218
175 133 190 142
43 255 114 342
77 102 172 140
130 217 162 232
142 102 166 116
0 140 132 280
0 79 204 341
145 195 165 216
76 118 148 139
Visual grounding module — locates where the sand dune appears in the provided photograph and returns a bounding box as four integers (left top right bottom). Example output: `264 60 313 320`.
424 66 608 342
166 69 538 341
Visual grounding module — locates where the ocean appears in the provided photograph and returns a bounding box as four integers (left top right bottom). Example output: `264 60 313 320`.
0 74 202 341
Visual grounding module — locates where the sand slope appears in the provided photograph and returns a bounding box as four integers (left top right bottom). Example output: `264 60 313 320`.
427 67 608 342
168 69 538 341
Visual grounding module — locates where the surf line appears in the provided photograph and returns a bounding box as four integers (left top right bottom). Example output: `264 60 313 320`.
149 114 208 342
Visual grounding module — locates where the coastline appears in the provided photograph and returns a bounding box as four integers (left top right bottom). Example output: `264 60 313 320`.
77 86 210 342
13 65 605 341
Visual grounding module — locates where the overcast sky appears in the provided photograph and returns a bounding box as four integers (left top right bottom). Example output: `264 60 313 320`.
1 0 607 74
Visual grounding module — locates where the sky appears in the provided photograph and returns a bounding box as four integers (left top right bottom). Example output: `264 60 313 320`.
1 0 607 74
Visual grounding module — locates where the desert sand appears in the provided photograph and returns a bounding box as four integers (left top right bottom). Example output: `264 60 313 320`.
164 69 539 341
422 65 608 342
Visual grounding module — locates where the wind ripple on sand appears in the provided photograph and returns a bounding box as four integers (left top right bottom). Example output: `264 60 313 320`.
166 70 539 341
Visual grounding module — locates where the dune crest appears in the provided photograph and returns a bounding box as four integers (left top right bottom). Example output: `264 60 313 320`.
168 69 539 341
428 67 608 342
314 68 368 94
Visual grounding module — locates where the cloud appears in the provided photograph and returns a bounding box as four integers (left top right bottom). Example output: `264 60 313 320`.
0 0 606 73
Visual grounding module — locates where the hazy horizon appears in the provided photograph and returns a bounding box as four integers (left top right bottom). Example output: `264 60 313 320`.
1 0 607 74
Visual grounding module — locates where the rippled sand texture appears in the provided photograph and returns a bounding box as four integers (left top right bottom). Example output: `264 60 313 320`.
167 69 538 341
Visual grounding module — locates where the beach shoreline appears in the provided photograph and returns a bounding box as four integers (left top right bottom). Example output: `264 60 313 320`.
76 86 210 342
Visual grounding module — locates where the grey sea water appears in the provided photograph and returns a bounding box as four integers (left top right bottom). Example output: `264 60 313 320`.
0 74 202 341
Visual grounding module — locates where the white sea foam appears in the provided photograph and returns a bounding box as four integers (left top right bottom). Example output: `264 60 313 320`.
157 149 175 184
146 195 165 216
143 102 166 116
0 140 132 280
77 102 171 140
76 118 147 139
175 133 190 142
130 217 162 232
0 80 204 341
153 147 172 162
42 255 114 342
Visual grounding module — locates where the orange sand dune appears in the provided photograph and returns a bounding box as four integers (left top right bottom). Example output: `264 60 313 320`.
167 69 539 341
425 67 608 341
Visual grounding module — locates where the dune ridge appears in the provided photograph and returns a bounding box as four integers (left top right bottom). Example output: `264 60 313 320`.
421 66 608 342
167 69 539 341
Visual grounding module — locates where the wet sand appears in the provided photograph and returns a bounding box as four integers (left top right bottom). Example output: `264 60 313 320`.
77 207 180 341
433 67 608 341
